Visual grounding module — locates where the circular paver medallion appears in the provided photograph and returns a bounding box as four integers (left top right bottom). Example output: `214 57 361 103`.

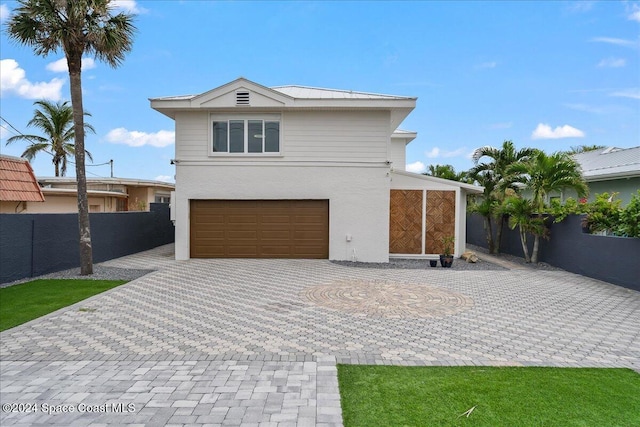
303 279 474 318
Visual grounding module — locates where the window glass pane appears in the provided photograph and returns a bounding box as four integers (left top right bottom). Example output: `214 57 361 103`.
229 120 244 153
265 121 279 152
248 120 263 153
212 121 228 152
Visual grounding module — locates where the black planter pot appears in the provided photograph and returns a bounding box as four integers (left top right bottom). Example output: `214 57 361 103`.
429 260 438 267
439 255 454 268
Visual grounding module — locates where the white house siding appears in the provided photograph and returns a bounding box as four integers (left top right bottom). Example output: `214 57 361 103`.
174 164 391 262
283 111 389 162
175 112 209 160
174 110 391 163
389 139 407 171
390 172 471 257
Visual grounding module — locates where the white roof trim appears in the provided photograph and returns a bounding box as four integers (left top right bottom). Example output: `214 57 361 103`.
392 169 484 193
151 77 417 121
41 188 129 198
37 177 175 189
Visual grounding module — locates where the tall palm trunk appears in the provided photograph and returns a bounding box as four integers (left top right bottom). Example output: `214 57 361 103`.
531 213 543 264
518 227 531 263
68 52 93 275
494 214 507 254
531 235 540 264
483 215 494 253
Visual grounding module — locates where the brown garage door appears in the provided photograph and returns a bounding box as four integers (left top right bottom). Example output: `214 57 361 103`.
190 200 329 258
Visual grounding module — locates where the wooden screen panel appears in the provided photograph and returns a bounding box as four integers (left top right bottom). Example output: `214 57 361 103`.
425 190 456 254
190 200 328 258
389 190 423 254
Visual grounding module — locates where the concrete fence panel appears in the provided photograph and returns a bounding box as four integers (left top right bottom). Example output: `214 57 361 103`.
0 203 174 284
466 213 640 292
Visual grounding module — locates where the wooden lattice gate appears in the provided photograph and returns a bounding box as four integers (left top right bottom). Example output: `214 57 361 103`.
389 190 423 254
425 190 456 254
389 189 456 255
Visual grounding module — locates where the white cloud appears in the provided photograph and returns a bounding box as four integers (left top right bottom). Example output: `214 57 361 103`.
610 88 640 99
566 1 596 13
105 128 175 147
564 103 606 114
425 147 467 158
531 123 585 139
0 59 64 100
597 57 626 68
475 61 497 69
0 4 10 23
110 0 147 14
155 175 174 183
628 4 640 22
590 37 637 48
46 57 96 73
405 161 426 174
425 147 440 158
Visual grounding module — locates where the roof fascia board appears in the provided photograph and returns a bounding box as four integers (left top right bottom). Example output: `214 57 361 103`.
392 169 484 193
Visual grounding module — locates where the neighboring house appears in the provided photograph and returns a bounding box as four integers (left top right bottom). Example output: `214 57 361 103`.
544 147 640 205
151 77 482 262
572 146 640 206
0 155 45 213
0 166 174 213
34 177 174 213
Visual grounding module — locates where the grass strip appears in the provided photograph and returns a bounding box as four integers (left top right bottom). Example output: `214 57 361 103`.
0 279 127 331
338 365 640 426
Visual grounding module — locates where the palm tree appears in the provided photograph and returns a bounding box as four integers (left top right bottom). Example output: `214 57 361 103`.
507 151 588 263
6 100 94 177
468 140 536 253
7 0 135 275
424 164 472 183
502 196 546 263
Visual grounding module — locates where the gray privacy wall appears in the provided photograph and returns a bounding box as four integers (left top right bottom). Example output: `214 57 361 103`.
466 214 640 292
0 204 174 284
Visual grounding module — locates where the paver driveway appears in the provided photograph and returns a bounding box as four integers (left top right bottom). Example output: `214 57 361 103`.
1 244 639 426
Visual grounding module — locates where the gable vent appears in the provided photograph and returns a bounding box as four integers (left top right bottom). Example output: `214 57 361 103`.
236 91 250 105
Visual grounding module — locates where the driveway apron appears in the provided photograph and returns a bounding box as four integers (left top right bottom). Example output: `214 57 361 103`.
1 244 639 426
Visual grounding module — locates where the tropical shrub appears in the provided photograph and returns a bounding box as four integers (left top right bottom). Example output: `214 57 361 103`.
549 197 589 223
582 193 622 234
616 190 640 238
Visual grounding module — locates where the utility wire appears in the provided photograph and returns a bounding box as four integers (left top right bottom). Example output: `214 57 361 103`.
1 115 112 176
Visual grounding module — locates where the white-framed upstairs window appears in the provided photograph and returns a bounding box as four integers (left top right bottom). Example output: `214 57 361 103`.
210 114 281 155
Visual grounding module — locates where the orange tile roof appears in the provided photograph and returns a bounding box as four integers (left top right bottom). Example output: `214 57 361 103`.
0 155 45 202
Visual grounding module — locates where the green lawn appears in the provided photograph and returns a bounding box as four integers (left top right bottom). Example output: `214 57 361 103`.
338 365 640 427
0 279 127 331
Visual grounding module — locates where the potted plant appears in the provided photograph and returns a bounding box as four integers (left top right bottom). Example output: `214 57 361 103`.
439 236 455 268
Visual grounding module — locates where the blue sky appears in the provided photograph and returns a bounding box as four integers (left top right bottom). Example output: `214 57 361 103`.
1 0 639 182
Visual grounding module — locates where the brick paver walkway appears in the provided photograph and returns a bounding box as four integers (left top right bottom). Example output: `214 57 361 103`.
1 244 639 426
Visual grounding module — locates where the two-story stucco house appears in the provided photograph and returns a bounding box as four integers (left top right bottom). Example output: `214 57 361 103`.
151 78 481 262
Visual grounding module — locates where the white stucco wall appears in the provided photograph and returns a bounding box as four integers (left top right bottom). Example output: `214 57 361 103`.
175 164 391 262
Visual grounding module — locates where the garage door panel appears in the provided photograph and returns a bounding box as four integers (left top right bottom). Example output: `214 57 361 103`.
261 245 294 255
294 230 325 239
192 245 225 257
227 215 258 224
190 200 328 258
261 215 292 224
195 230 225 239
227 246 259 257
227 230 258 240
261 230 291 239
